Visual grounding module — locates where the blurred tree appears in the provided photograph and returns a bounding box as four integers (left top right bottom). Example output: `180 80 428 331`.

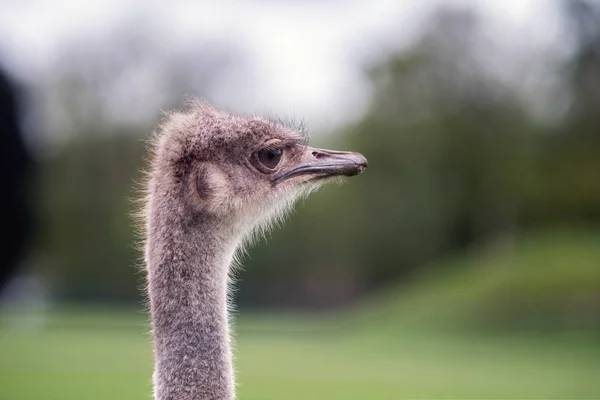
519 0 600 224
338 8 533 286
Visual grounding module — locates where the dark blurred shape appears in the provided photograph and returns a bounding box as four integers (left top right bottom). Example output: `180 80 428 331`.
0 65 34 294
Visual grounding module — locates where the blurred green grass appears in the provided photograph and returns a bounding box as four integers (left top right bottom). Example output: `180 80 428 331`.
1 231 600 399
1 316 599 400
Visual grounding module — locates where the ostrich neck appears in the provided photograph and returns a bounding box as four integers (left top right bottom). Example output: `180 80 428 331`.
146 211 238 400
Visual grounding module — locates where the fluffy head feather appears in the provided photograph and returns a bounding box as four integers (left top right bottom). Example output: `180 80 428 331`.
143 99 321 243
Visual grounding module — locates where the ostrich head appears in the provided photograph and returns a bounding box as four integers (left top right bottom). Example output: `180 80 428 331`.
150 100 367 238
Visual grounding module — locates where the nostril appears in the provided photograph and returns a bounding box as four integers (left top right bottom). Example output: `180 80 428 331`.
312 151 326 160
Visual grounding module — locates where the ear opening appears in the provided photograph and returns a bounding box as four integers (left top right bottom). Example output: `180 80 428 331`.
192 163 233 213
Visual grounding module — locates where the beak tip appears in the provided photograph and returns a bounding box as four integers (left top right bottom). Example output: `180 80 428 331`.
355 153 368 173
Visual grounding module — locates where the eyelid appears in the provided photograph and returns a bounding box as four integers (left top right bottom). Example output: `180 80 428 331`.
262 139 304 151
261 139 283 150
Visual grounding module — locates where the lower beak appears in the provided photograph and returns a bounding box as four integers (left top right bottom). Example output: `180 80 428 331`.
272 146 368 184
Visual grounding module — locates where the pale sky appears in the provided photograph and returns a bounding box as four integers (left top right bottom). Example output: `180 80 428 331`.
0 0 565 132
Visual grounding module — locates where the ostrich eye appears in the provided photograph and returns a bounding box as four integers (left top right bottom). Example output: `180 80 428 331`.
257 148 283 170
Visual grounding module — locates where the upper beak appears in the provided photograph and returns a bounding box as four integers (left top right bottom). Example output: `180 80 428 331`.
272 146 368 185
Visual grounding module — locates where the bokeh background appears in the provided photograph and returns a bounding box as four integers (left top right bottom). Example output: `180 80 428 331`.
1 0 600 399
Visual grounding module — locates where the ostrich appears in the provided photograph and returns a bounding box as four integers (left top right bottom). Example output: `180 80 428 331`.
141 100 367 400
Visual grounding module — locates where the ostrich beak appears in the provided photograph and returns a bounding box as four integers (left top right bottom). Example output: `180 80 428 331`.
272 146 368 184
